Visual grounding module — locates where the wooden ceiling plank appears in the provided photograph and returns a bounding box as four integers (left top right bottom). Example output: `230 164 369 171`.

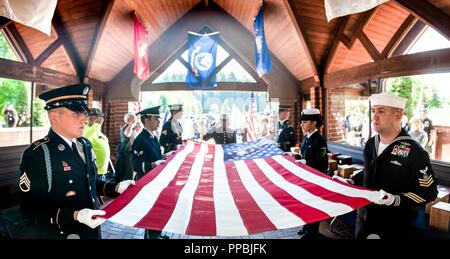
0 57 79 86
324 16 349 73
358 32 381 61
285 0 319 77
4 23 35 64
324 48 450 88
85 0 116 79
35 38 63 65
347 8 377 49
395 0 450 41
381 14 416 58
52 13 84 83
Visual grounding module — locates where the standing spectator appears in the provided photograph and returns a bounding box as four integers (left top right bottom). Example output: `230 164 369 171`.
420 109 434 154
408 117 428 148
333 92 437 239
84 108 111 181
115 113 138 182
203 114 237 144
3 103 18 127
276 105 296 152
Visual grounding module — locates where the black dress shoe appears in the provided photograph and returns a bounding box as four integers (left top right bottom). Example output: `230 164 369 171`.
299 231 321 240
156 234 170 239
297 229 305 236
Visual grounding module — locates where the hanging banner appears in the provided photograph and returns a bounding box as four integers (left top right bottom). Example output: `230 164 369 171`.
254 2 272 77
185 31 219 89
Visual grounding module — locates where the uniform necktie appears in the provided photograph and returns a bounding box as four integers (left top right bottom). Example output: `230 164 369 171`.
71 142 84 164
301 137 308 156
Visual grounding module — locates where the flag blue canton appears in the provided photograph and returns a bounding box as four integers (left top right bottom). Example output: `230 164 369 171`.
185 31 219 89
223 138 283 162
254 3 272 77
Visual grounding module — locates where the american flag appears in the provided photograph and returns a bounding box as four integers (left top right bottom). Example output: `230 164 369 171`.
103 139 378 237
245 93 257 141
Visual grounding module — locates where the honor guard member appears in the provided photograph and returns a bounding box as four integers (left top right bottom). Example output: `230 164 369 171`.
18 84 135 239
131 106 169 239
277 105 296 152
333 92 438 239
297 108 328 239
203 114 237 144
160 104 183 154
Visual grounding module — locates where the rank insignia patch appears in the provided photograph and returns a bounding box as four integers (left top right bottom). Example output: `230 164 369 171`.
391 144 410 157
19 172 31 192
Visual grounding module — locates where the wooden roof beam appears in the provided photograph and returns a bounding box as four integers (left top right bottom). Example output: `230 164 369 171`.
395 0 450 41
0 16 12 29
358 32 381 61
3 23 35 64
0 57 79 86
324 16 349 73
391 20 426 57
324 48 450 88
381 14 416 58
343 8 377 49
52 13 84 83
285 0 319 80
35 38 63 65
85 0 115 80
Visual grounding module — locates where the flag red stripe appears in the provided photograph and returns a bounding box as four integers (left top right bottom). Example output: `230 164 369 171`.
103 145 186 219
186 145 217 235
267 156 372 209
244 159 330 224
135 144 201 229
225 161 276 234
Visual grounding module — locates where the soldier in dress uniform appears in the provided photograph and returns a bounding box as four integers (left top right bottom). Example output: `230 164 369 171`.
18 84 135 239
297 108 328 239
160 104 183 154
203 114 237 144
276 105 296 152
333 92 438 239
131 106 169 239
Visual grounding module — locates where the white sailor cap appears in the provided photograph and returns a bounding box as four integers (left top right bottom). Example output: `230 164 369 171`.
300 108 321 121
369 92 406 110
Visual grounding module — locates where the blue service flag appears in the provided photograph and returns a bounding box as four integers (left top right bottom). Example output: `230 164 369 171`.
185 31 220 89
254 3 272 77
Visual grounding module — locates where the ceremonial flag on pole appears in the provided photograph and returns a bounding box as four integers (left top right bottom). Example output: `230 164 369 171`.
246 92 257 141
133 14 149 81
254 2 272 77
0 0 57 36
185 31 220 89
103 139 379 237
324 0 389 22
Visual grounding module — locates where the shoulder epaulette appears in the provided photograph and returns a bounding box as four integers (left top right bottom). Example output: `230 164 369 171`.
33 136 50 151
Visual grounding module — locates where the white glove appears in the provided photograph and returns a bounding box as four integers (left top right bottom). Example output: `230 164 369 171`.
76 209 106 229
155 160 166 166
166 150 176 156
374 189 395 206
295 159 306 164
116 180 135 194
332 175 350 184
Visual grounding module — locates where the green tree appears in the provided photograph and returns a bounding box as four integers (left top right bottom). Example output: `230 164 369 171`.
0 32 18 60
0 79 30 126
389 77 418 118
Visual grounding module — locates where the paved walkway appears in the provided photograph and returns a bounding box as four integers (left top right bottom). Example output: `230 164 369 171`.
101 217 355 239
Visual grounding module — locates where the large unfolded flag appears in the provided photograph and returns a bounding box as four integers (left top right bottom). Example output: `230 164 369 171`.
0 0 57 36
133 14 149 81
103 139 378 236
324 0 389 22
246 93 257 141
185 31 219 89
254 2 272 77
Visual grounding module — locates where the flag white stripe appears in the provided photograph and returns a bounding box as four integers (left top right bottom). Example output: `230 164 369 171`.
254 158 353 217
234 160 304 229
273 155 379 202
109 142 195 225
162 144 208 234
213 145 248 236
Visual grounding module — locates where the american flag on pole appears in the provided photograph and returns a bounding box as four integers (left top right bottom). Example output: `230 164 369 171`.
103 139 378 237
245 93 257 141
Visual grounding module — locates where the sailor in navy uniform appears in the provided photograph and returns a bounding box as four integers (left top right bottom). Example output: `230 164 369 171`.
18 84 135 239
297 108 329 239
276 105 296 152
160 104 183 154
131 106 169 239
203 114 237 144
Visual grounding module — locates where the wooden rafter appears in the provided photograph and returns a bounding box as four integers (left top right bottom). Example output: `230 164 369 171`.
0 57 79 86
381 14 416 58
0 16 12 29
324 16 349 73
395 0 450 41
3 23 35 64
358 32 381 61
345 8 377 49
324 48 450 88
391 20 426 57
85 0 115 80
285 0 319 78
35 38 63 65
52 13 84 83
